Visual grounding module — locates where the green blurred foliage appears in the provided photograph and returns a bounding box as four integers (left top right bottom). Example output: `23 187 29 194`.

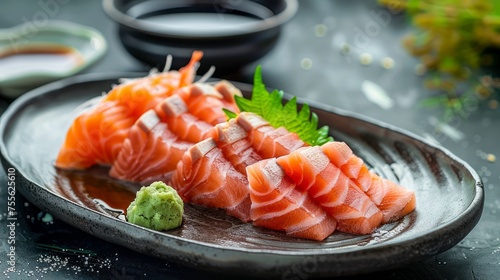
379 0 500 119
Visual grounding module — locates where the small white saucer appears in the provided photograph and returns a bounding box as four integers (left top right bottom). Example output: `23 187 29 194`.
0 20 107 98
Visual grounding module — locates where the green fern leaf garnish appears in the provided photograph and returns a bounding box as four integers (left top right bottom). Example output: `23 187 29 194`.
226 65 333 146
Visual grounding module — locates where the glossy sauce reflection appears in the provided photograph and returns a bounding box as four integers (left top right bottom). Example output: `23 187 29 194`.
54 166 139 215
0 45 83 77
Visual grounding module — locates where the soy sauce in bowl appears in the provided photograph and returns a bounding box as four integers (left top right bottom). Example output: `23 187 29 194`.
103 0 298 73
0 20 107 98
0 45 84 78
141 12 261 34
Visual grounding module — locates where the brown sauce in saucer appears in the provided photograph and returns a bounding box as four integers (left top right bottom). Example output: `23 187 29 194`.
0 45 83 77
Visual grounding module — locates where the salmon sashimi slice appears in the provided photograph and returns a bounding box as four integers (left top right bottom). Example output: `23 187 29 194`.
55 52 204 170
276 146 383 234
155 94 215 143
109 110 192 184
103 51 204 119
321 142 416 223
214 80 243 108
170 138 251 222
178 50 204 88
174 82 241 125
236 112 307 158
247 159 337 241
102 78 173 121
364 174 417 223
170 112 307 222
105 51 202 102
55 101 135 169
213 119 263 175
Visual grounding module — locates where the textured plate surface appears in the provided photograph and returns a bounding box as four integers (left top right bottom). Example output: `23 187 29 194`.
0 73 484 278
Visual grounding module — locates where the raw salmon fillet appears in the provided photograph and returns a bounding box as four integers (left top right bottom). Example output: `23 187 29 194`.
214 118 263 175
170 112 307 222
245 142 416 239
320 142 416 223
276 146 384 234
55 52 204 170
109 110 192 184
55 100 135 169
108 80 243 184
56 50 416 241
102 50 204 115
155 95 216 144
170 138 252 222
247 159 337 241
275 143 415 234
235 112 307 158
174 81 241 125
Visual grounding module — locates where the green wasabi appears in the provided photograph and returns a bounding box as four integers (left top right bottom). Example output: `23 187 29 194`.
126 181 184 231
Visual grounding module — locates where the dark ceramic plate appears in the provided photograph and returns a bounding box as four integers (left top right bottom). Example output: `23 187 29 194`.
0 73 483 278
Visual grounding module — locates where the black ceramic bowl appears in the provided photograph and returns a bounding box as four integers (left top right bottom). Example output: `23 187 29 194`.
103 0 298 74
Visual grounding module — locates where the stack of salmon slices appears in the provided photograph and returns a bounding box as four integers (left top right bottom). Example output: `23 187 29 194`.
55 52 416 241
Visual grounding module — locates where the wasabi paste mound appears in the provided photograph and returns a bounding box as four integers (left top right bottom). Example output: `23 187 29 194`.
126 181 184 231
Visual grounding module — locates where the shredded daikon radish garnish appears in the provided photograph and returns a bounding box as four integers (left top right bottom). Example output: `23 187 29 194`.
162 55 173 72
118 78 135 84
197 66 215 84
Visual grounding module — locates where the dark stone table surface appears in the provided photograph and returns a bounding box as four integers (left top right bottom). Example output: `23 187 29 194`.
1 0 499 279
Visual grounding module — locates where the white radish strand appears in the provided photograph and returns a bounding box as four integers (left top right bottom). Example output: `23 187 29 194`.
197 66 216 84
162 54 173 72
117 54 172 84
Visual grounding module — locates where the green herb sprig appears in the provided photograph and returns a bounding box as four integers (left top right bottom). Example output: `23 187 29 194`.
225 66 333 146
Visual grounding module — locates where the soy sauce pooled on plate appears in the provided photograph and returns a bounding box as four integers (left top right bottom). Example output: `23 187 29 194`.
0 44 84 77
